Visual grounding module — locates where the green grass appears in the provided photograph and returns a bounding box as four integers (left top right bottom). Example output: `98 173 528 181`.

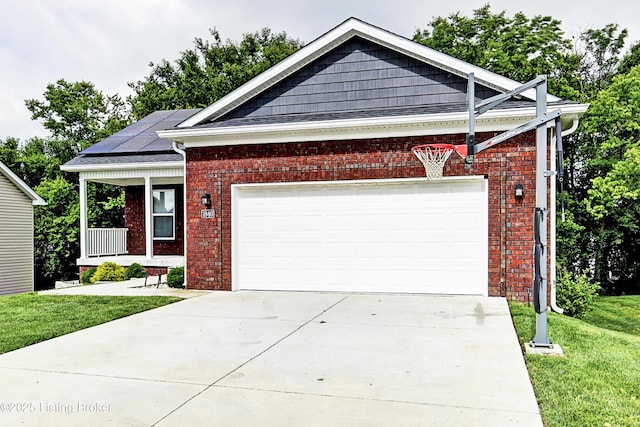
581 295 640 336
510 298 640 427
0 293 182 355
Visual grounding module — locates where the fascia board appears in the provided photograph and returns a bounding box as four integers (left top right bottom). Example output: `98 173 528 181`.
179 18 560 128
168 102 589 146
0 161 47 206
160 103 588 148
60 161 184 173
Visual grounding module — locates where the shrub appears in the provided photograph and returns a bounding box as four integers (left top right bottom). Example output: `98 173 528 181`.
91 262 126 283
81 267 97 284
167 267 185 288
556 269 600 318
125 263 147 280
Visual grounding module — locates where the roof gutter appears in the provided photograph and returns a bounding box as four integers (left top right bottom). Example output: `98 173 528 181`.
160 104 589 148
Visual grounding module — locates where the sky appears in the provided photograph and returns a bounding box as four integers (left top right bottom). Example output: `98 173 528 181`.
1 0 639 141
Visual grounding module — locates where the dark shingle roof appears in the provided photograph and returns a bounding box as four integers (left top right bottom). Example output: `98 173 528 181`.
63 109 200 167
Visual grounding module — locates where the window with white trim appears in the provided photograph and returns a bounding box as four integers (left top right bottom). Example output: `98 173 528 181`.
153 189 175 240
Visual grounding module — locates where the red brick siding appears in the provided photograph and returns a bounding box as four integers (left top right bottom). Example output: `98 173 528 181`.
184 132 544 301
124 184 184 256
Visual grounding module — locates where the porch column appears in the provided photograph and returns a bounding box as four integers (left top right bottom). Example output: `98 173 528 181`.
79 176 88 259
144 176 154 260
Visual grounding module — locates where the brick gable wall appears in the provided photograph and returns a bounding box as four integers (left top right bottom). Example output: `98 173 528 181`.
180 132 541 301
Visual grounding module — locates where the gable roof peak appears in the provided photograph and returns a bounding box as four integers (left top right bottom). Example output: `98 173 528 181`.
178 18 560 129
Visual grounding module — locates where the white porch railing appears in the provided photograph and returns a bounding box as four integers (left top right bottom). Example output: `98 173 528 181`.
87 228 128 257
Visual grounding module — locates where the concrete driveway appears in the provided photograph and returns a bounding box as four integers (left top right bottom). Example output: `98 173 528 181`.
0 292 542 426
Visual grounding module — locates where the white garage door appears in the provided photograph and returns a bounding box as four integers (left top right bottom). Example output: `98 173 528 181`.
232 177 487 295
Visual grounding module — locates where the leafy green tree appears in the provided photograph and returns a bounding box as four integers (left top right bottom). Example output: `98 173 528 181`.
618 41 640 75
413 4 581 100
580 67 640 292
128 28 303 119
25 79 130 163
557 25 634 285
0 137 21 171
574 24 628 101
34 177 80 287
17 138 64 188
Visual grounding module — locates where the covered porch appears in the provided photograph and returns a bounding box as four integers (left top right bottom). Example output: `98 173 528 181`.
58 109 201 281
76 164 185 272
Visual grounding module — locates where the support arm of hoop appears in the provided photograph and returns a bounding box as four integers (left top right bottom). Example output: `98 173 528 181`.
475 76 547 116
473 110 562 155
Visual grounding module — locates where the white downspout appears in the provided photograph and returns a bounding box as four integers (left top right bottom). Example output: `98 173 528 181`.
172 141 187 287
550 117 580 313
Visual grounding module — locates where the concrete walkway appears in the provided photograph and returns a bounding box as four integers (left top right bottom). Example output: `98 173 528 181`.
0 292 543 426
40 277 210 298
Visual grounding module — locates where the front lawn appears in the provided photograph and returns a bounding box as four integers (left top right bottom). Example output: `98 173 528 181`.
0 293 182 354
510 298 640 427
581 295 640 335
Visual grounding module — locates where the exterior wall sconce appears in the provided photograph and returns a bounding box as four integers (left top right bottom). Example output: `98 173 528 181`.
515 183 524 199
201 193 211 207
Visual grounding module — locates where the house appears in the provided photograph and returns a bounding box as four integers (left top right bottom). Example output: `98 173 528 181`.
62 18 588 300
0 161 46 295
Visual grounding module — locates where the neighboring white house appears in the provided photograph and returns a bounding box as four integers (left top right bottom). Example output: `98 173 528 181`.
0 161 46 295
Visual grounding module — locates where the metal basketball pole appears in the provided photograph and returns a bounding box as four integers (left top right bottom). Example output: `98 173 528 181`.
465 73 560 348
531 79 552 347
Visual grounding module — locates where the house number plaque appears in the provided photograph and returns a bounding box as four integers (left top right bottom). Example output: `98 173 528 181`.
201 209 215 219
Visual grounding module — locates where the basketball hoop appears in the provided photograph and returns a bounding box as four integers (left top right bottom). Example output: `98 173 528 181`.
411 144 467 179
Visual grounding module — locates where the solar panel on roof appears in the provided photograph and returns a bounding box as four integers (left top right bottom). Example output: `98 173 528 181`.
169 109 202 121
81 135 133 155
77 109 201 156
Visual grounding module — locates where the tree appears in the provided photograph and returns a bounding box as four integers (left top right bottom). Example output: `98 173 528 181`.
0 137 21 172
413 4 581 100
21 80 130 288
580 67 640 293
33 177 80 287
128 28 303 119
574 24 628 100
25 79 130 164
618 41 640 75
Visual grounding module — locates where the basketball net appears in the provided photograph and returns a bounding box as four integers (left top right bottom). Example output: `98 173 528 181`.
411 144 455 179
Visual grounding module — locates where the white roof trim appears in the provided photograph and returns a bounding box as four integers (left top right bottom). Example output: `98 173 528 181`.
159 103 589 148
179 17 561 129
60 161 184 173
0 161 47 206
